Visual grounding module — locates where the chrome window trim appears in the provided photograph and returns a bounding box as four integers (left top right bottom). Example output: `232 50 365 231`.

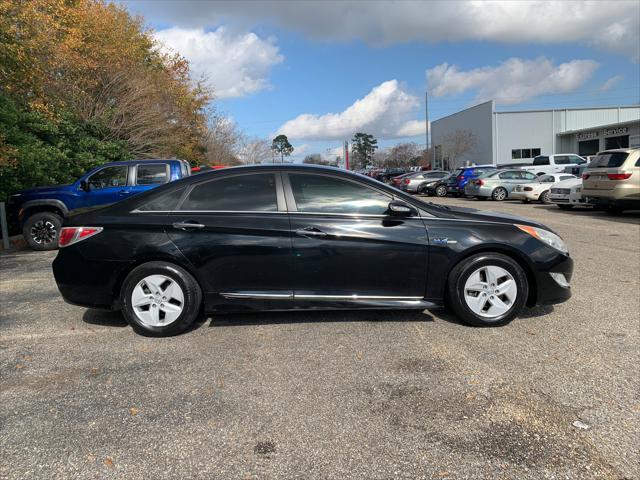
220 292 424 301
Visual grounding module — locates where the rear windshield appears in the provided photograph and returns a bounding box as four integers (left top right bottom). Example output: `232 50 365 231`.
590 152 629 168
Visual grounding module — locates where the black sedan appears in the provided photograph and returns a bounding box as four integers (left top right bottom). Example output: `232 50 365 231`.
52 164 573 336
421 174 452 197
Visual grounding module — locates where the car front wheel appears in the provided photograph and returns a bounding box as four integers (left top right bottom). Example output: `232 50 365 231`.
435 185 447 197
539 190 550 204
120 261 202 336
447 253 528 327
23 212 62 250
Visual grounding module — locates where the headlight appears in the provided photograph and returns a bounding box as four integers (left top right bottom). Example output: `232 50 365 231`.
516 224 568 254
426 182 436 187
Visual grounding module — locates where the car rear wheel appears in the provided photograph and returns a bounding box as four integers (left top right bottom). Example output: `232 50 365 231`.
23 212 62 251
120 262 202 336
447 253 528 327
492 187 507 201
539 190 550 204
435 185 447 197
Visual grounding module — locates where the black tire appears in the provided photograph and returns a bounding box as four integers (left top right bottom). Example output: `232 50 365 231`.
606 205 623 214
447 253 528 327
492 187 508 201
120 261 202 337
435 185 447 197
23 212 62 251
539 190 550 204
557 204 573 210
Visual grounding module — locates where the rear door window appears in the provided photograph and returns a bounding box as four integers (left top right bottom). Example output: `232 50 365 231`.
559 175 575 181
533 156 549 166
179 173 278 211
554 156 571 165
589 152 629 168
138 187 186 211
136 164 168 185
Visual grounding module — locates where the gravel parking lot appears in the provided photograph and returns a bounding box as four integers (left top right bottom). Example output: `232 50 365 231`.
1 198 639 480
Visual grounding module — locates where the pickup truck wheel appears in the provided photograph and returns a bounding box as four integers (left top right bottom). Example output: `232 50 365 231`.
23 212 62 250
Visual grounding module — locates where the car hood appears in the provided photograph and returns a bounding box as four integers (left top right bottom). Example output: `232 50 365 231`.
17 184 73 195
437 204 551 230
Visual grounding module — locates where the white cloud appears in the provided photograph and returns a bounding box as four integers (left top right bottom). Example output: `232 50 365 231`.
131 1 640 61
396 120 427 137
277 80 421 140
600 75 624 91
154 27 284 99
427 57 600 105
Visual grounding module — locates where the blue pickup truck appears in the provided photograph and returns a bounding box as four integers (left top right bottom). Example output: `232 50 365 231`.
7 159 191 250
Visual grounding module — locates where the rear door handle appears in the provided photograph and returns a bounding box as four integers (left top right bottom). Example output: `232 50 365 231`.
172 221 205 230
295 227 327 238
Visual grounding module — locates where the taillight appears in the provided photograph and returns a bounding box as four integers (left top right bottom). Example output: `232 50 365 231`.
404 178 410 184
58 227 103 248
457 175 464 181
582 174 590 180
476 179 484 186
606 173 632 180
524 186 533 191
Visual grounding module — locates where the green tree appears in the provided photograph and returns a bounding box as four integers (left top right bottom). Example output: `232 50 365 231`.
351 132 378 169
271 134 294 163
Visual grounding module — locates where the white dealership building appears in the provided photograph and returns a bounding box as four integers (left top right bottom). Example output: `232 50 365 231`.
431 101 640 169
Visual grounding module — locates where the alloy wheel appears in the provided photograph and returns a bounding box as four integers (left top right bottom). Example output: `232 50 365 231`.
493 188 507 201
30 220 57 245
131 274 185 327
436 185 447 197
463 265 517 318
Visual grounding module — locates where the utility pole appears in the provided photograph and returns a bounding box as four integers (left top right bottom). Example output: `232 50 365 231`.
425 91 431 170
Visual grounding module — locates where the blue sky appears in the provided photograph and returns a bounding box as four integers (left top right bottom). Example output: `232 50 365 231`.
124 1 640 161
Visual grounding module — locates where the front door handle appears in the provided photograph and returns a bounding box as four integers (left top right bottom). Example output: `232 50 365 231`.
295 227 327 238
172 221 205 230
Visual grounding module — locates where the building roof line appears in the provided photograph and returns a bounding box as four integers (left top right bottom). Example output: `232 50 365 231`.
493 104 640 115
556 119 640 135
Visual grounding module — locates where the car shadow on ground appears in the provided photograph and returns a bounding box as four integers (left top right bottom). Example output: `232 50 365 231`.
207 309 436 328
82 308 128 328
528 204 640 225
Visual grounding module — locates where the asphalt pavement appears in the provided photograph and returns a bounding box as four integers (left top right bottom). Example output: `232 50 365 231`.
1 198 638 479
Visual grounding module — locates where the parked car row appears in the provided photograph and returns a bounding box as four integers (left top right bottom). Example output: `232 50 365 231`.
385 148 639 214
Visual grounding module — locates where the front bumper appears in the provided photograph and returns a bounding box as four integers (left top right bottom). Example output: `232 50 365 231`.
533 254 573 306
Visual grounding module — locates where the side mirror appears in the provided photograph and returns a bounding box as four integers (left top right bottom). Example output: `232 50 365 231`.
80 180 90 192
388 200 417 217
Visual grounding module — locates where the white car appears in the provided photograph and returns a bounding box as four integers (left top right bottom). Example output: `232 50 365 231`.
548 177 592 210
510 173 576 203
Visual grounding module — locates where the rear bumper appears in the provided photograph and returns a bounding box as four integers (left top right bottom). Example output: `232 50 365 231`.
583 195 640 209
52 248 131 310
510 191 538 201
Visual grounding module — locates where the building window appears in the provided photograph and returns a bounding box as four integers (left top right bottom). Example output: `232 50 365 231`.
512 148 541 159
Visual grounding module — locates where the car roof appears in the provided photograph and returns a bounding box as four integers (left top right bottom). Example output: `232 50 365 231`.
596 148 639 154
101 159 185 167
